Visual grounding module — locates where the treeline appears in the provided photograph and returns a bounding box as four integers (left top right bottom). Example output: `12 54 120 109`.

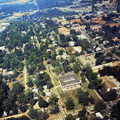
99 66 120 81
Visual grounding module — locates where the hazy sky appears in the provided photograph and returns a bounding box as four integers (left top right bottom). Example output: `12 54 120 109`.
0 0 31 5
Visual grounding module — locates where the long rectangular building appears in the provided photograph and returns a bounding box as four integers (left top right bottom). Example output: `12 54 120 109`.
59 72 81 91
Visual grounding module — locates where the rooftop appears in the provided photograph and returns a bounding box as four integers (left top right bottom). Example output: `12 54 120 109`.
59 72 80 86
100 76 117 89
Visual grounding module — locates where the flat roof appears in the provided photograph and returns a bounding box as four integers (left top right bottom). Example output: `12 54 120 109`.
100 76 117 88
59 72 80 86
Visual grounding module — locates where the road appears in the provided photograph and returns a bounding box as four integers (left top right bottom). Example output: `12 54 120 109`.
43 59 66 120
1 110 29 120
23 62 28 91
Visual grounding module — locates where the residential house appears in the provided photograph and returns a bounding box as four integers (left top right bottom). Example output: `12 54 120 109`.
0 46 6 51
73 46 82 53
58 26 70 35
70 19 83 24
78 54 96 67
0 68 3 74
43 85 51 97
100 76 118 91
59 72 81 91
90 25 102 32
62 52 69 59
96 112 103 119
77 34 88 40
69 41 75 46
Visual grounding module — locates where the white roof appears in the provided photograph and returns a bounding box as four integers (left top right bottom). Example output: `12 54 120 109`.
96 47 101 51
32 88 38 93
77 34 88 39
96 112 103 119
7 71 14 75
73 46 82 53
43 85 47 90
62 53 69 59
0 46 5 50
3 111 7 117
46 92 51 96
69 41 75 46
1 23 10 26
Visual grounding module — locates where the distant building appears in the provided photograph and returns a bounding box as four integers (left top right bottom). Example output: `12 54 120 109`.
73 46 82 53
96 112 103 119
59 72 81 91
58 26 70 35
78 54 96 67
43 85 51 97
100 76 118 91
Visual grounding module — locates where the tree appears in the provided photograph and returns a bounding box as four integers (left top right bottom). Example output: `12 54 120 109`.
58 49 64 55
50 104 59 114
65 114 75 120
65 97 75 110
17 92 26 104
12 105 18 115
81 76 86 82
78 107 86 117
19 105 28 112
47 81 54 89
26 79 34 87
88 83 94 89
26 92 33 102
88 97 95 104
49 94 58 106
80 116 88 120
28 108 38 119
30 99 37 106
95 100 106 112
72 63 79 74
2 98 15 113
70 29 76 36
12 82 24 96
104 89 117 102
38 96 48 108
59 34 65 41
78 95 89 106
111 100 120 119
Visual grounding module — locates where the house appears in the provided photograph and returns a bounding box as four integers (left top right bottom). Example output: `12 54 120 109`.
3 111 7 117
0 68 3 74
59 72 81 91
90 25 102 32
96 47 102 52
73 46 82 53
62 53 69 59
43 85 51 97
69 41 75 46
70 19 83 24
32 88 38 94
78 55 96 67
96 112 103 119
0 46 6 51
77 34 88 40
100 76 118 91
58 26 70 35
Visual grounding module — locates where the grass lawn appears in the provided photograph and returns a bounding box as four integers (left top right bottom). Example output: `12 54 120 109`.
57 86 63 94
81 81 100 103
53 76 60 86
59 89 83 111
58 81 101 112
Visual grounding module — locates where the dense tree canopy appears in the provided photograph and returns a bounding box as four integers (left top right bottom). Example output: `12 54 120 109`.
65 97 75 110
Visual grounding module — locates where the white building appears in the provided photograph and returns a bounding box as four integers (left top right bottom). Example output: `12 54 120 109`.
73 46 82 53
96 112 103 119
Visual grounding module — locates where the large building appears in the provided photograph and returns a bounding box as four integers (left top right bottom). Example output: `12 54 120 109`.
59 72 81 91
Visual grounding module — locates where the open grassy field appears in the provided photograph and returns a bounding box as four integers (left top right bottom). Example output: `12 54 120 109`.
57 81 101 112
